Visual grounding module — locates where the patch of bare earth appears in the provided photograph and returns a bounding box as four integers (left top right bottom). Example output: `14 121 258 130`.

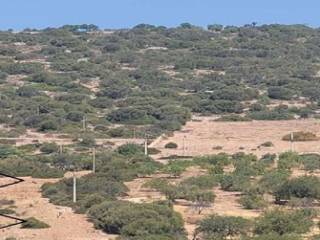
150 117 320 159
0 172 114 240
6 74 27 87
267 99 310 110
0 129 73 146
80 78 101 93
194 69 225 76
0 128 145 149
121 167 260 239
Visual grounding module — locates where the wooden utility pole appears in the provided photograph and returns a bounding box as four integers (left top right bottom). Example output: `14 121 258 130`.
183 135 186 156
59 145 63 154
73 172 77 203
290 132 294 152
82 116 86 131
92 147 96 173
144 134 148 156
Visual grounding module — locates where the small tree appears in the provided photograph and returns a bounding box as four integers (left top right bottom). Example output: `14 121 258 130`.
184 187 215 214
255 209 314 236
165 164 184 178
40 142 59 154
194 214 249 240
39 120 58 131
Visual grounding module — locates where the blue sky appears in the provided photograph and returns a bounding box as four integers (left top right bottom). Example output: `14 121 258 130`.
1 0 319 30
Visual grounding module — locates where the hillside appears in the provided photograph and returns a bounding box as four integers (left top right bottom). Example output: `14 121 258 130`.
1 24 320 139
3 24 320 240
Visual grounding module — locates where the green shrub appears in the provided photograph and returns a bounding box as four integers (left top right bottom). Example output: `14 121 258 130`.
275 176 320 201
267 87 294 100
215 114 251 122
40 142 59 154
254 209 314 236
117 143 144 156
148 147 161 155
0 208 16 215
259 170 290 193
79 134 96 147
239 193 267 209
300 154 320 171
260 141 274 147
282 131 318 141
195 214 250 240
278 152 300 170
180 175 218 190
21 217 50 229
164 142 178 149
260 154 276 166
39 120 59 131
88 201 186 239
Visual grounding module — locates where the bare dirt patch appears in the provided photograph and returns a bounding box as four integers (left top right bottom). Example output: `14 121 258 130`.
151 117 320 159
0 128 145 149
79 78 101 93
267 99 310 110
6 74 27 87
0 172 114 240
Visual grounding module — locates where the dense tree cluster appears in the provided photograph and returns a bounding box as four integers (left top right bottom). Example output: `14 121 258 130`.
1 23 320 139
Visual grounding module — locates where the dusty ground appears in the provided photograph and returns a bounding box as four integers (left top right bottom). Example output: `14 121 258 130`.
121 167 260 239
0 172 114 240
150 117 320 159
0 128 145 148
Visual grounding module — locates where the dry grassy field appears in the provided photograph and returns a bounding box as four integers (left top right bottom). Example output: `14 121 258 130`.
151 117 320 159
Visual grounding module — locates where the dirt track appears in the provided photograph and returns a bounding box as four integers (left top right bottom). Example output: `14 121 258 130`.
0 172 113 240
151 117 320 159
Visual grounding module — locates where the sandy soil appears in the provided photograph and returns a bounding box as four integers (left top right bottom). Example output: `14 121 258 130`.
0 172 113 240
0 128 145 148
79 78 101 93
6 74 27 87
151 117 320 159
121 167 260 239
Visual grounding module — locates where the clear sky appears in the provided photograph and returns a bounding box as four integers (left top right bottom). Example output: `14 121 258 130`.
1 0 320 30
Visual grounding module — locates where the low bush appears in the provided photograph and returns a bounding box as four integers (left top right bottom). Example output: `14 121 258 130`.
275 176 320 202
278 152 300 170
21 217 50 229
215 114 251 122
88 201 186 239
165 142 178 149
180 175 218 190
260 141 274 147
194 214 250 240
40 142 59 154
148 147 161 155
117 143 144 156
300 154 320 171
0 208 16 215
282 132 318 141
239 193 267 209
254 209 314 236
